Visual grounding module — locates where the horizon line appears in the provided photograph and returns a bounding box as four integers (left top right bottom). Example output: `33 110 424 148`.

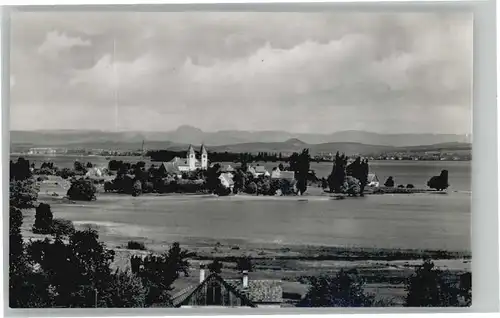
9 127 472 136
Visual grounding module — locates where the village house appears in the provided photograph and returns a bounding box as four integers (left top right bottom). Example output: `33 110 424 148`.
248 165 270 178
219 173 235 191
172 265 283 308
160 145 208 175
270 167 295 182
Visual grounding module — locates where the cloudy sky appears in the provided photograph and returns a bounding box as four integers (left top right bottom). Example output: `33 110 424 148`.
10 11 472 134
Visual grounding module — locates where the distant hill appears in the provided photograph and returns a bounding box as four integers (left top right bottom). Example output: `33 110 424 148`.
10 127 471 148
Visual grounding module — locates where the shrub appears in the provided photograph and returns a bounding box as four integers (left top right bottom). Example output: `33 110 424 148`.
33 203 53 234
405 259 463 307
384 177 395 187
57 168 75 179
67 179 97 201
342 176 360 197
297 269 374 307
398 185 405 188
245 182 258 194
406 184 415 189
51 218 75 237
127 241 146 250
132 180 142 197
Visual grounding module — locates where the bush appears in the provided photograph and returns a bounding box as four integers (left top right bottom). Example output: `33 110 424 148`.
342 176 360 197
297 269 374 307
132 180 142 197
67 179 97 201
384 177 395 187
57 168 75 179
406 184 415 189
405 259 465 307
51 218 75 237
245 182 258 194
33 203 53 234
127 241 146 250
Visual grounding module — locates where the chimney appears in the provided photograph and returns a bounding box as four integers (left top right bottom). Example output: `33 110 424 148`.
199 264 206 283
242 270 249 288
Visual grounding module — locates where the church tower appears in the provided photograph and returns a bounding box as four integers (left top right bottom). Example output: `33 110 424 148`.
200 144 208 170
187 145 196 171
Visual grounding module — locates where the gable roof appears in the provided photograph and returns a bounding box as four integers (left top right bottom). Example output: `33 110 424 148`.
172 273 257 308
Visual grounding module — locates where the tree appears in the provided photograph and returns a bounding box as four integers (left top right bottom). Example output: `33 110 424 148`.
384 176 395 187
67 179 97 201
33 203 53 234
289 149 310 195
131 242 195 306
100 271 147 308
236 256 254 272
427 170 449 191
86 162 93 168
404 259 461 307
10 158 32 181
73 161 86 174
10 179 38 209
297 270 374 307
26 228 115 307
208 259 223 274
346 157 369 196
328 152 348 193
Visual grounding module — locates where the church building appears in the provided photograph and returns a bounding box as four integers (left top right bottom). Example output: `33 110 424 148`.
160 144 209 175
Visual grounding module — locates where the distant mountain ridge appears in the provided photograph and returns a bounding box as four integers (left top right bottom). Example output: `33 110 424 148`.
11 126 471 148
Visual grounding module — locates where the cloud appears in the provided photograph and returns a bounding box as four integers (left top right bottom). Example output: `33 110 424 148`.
10 12 472 134
37 30 91 58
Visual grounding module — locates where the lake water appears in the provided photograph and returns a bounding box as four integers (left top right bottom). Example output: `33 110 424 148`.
51 192 471 252
12 155 471 191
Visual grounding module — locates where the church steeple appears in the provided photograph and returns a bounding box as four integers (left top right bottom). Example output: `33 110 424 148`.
187 145 196 170
200 144 208 170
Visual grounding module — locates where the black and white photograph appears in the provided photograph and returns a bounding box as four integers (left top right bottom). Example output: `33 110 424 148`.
8 9 472 308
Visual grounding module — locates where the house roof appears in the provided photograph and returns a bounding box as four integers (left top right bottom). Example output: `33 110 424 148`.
254 166 268 173
161 161 181 174
172 273 256 307
171 274 282 307
226 279 283 304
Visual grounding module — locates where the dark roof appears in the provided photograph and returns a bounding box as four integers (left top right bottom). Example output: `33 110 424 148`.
226 279 283 303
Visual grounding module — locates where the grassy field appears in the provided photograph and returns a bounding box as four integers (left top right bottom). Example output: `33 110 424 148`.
22 175 471 306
